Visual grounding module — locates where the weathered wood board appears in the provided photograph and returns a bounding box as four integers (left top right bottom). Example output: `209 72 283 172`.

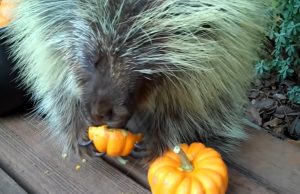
0 114 299 194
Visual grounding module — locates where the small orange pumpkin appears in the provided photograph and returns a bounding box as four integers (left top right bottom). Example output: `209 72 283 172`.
148 143 228 194
0 0 16 28
88 125 143 157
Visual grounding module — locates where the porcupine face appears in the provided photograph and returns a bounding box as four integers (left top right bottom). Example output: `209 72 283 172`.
78 26 149 129
80 44 147 129
76 1 164 129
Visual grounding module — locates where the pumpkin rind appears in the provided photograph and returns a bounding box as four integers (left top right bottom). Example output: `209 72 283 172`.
148 142 228 194
88 125 142 157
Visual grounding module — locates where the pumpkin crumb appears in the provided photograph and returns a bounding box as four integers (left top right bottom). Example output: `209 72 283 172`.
75 165 81 171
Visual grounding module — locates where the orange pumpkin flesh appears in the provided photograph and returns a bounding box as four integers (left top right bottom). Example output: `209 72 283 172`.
0 0 15 28
88 125 142 157
148 143 228 194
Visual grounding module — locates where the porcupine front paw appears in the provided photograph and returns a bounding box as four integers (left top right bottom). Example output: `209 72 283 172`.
77 131 106 157
77 128 148 159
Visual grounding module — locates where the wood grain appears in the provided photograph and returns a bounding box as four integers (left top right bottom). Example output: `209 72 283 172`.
99 128 300 194
1 114 300 194
0 115 150 194
226 167 276 194
0 168 28 194
103 154 278 194
228 128 300 194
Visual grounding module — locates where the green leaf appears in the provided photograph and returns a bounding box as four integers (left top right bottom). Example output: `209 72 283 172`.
258 0 300 81
255 60 270 75
294 1 300 13
286 21 297 36
275 32 286 45
286 44 295 56
287 68 294 74
288 86 300 104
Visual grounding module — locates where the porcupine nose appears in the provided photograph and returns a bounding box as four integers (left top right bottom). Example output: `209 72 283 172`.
90 98 131 128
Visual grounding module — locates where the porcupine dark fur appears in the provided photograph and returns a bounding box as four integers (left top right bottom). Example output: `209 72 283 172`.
2 0 271 162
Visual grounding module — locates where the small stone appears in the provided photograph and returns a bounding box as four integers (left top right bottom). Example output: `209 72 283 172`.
273 93 287 101
288 116 300 140
253 98 275 110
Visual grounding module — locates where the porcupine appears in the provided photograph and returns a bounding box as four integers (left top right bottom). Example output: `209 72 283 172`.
2 0 271 162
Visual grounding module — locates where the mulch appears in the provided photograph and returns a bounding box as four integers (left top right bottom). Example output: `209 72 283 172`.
246 72 300 142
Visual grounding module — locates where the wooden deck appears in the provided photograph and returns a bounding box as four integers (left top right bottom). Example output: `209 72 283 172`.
0 114 299 194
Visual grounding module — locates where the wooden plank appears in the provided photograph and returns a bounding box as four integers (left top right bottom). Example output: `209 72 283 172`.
0 168 28 194
103 156 278 194
228 128 300 194
226 167 276 194
0 115 150 194
100 128 300 194
16 114 300 194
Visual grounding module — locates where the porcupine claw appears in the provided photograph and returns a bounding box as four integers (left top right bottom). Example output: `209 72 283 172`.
78 127 92 147
78 138 105 157
93 151 105 157
78 139 92 147
130 142 148 159
133 143 144 149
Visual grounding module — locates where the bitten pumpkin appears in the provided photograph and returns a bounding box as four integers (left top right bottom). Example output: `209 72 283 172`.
0 0 15 28
88 125 142 157
148 143 228 194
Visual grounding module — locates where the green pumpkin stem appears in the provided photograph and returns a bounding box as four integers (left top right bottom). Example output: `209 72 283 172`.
173 146 194 171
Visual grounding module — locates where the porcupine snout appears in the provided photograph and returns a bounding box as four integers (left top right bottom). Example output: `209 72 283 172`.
88 93 131 128
83 80 133 128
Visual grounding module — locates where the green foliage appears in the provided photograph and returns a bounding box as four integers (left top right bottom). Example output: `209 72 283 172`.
288 86 300 103
256 0 300 81
255 60 270 74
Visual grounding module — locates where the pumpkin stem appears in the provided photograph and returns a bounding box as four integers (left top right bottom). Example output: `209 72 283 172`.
173 146 193 171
